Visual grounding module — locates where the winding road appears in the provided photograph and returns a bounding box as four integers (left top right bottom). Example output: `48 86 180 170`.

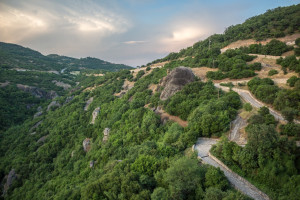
194 138 270 200
214 83 300 123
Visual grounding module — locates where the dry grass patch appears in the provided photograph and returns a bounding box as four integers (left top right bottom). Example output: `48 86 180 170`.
191 67 218 81
221 33 300 53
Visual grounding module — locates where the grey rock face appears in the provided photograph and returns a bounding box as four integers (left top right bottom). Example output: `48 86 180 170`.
103 128 110 142
3 169 17 195
90 107 100 124
83 138 91 152
90 160 95 168
64 95 74 105
34 111 43 118
84 97 94 111
17 84 58 99
37 135 48 143
29 120 43 132
160 67 195 100
47 101 61 111
71 150 75 157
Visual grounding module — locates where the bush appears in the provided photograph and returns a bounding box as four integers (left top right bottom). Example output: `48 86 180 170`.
287 76 300 87
243 103 253 111
268 69 278 76
279 123 300 137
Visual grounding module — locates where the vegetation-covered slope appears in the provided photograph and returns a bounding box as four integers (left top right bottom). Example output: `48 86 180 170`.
0 67 247 199
1 3 300 200
0 42 132 132
149 4 300 64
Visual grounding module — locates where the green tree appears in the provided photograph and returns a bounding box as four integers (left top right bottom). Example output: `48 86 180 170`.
243 103 252 111
151 187 168 200
205 166 229 190
164 157 204 199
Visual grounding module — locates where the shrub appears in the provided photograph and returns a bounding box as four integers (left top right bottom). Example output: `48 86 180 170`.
268 69 278 76
243 103 253 111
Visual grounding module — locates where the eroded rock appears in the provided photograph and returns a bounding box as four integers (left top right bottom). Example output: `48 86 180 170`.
17 84 58 99
34 111 43 118
3 169 17 195
47 101 61 111
90 107 100 124
103 128 110 142
84 97 94 111
64 95 74 105
90 160 95 168
37 135 48 143
160 67 195 100
83 138 91 152
30 120 43 132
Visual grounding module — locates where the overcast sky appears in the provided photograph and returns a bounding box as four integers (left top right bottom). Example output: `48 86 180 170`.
0 0 299 66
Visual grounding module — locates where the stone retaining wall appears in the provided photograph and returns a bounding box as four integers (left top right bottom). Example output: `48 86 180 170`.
208 152 270 200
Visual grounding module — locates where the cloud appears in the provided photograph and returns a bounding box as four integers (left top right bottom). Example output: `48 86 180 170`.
0 0 130 43
123 40 147 44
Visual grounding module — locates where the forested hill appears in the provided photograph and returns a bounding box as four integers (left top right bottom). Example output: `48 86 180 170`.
0 42 132 72
149 4 300 65
0 42 132 132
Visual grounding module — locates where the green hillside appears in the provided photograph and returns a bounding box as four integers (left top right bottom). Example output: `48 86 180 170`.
1 4 300 200
0 42 132 132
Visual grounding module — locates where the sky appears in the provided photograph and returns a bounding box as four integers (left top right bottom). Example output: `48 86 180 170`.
0 0 299 66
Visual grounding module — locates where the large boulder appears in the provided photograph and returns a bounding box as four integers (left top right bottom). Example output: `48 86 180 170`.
90 107 100 124
160 67 195 100
83 138 91 152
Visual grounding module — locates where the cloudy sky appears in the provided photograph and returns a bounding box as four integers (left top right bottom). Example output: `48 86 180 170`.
0 0 299 66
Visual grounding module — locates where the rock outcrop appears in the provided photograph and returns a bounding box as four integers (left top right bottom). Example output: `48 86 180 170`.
3 169 17 195
29 120 43 132
89 160 95 168
33 106 43 118
64 95 74 105
17 84 58 99
83 138 91 152
103 128 110 142
160 67 195 100
84 97 94 111
37 135 48 143
47 101 61 111
90 107 100 124
52 80 71 90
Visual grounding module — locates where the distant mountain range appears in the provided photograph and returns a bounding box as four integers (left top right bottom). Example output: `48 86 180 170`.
0 42 132 72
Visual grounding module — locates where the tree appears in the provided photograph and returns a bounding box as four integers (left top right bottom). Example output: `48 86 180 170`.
281 107 297 122
243 103 252 111
287 76 299 87
131 155 159 176
204 187 225 200
205 166 229 190
151 187 168 200
164 157 204 199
